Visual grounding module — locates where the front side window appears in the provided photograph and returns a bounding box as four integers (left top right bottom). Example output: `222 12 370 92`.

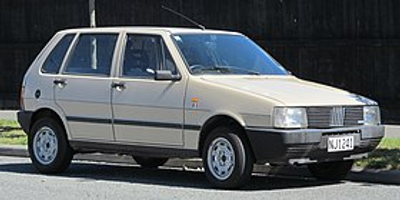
173 34 288 75
64 34 118 76
122 34 178 78
163 43 178 75
41 34 75 74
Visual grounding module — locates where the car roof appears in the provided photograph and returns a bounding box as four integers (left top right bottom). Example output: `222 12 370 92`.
58 26 242 36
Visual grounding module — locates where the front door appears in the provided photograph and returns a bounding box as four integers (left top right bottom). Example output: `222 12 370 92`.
112 34 185 147
55 33 119 141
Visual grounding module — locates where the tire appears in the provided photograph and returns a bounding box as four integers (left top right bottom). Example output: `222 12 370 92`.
307 160 354 180
202 126 254 189
28 117 73 174
133 156 169 168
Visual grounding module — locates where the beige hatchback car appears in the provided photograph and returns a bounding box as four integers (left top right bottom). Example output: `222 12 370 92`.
18 27 384 188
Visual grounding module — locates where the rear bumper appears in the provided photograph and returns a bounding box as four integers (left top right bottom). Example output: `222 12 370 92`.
246 125 384 164
17 111 33 133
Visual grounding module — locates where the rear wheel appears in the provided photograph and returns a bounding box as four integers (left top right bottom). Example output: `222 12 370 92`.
307 160 354 180
133 156 169 168
202 126 254 189
28 117 73 173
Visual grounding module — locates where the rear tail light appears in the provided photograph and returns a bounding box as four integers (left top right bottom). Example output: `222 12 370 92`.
20 86 25 110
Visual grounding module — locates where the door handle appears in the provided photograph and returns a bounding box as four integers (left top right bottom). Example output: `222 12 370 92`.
53 79 67 86
111 82 126 90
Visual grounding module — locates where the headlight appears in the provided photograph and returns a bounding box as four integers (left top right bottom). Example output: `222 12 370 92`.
274 107 307 128
363 106 381 125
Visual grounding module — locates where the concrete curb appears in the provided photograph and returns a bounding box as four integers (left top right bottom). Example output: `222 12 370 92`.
0 110 18 121
0 145 29 157
0 145 399 185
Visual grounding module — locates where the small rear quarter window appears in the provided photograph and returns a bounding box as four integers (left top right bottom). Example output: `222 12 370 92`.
41 34 75 74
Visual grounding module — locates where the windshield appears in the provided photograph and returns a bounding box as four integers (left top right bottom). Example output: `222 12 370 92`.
173 34 288 75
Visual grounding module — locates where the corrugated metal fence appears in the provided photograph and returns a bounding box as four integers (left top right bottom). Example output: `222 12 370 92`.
1 0 399 123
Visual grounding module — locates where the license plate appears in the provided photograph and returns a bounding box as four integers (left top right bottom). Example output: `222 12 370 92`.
327 136 354 152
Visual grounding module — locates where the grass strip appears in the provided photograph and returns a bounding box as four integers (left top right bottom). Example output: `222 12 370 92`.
355 138 400 170
0 119 26 145
0 119 20 128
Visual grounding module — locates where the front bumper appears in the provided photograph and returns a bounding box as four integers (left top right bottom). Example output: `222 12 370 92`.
245 125 384 164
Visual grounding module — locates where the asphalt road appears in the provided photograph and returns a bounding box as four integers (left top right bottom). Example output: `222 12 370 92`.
0 156 399 200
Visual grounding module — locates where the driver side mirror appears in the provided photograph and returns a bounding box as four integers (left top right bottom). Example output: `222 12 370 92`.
155 70 181 81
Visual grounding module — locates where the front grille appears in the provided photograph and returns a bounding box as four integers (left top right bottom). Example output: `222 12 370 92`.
307 106 363 128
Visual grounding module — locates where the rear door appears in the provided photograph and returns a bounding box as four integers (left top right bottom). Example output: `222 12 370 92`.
54 33 119 141
111 33 186 146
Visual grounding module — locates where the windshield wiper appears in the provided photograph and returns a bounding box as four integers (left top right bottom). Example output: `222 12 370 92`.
190 65 260 75
213 65 260 75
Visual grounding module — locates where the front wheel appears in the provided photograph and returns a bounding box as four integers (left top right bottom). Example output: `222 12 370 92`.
202 126 254 189
28 117 73 174
307 160 354 180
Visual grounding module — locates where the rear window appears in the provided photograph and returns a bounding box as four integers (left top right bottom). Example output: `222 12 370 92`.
41 34 75 74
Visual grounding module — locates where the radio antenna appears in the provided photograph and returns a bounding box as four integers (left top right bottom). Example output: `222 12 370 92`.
161 5 206 30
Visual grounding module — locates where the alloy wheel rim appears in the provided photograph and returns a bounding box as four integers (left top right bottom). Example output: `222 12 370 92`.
207 137 235 181
33 126 58 165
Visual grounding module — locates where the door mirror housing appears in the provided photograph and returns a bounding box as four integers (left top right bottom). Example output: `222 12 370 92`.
155 70 181 81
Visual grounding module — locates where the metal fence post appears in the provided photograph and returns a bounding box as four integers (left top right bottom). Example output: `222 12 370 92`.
89 0 96 28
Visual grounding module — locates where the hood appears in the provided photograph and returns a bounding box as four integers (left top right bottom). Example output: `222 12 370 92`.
201 76 371 106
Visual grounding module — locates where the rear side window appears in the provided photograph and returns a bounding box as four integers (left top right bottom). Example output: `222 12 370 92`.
64 34 118 76
41 34 74 74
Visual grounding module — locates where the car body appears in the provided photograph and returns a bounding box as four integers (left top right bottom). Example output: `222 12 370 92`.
18 27 384 188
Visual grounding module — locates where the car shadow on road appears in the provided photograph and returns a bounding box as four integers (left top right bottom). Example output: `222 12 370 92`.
0 160 343 191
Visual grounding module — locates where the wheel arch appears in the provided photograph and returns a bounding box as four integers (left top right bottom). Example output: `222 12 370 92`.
30 108 68 138
198 114 255 158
